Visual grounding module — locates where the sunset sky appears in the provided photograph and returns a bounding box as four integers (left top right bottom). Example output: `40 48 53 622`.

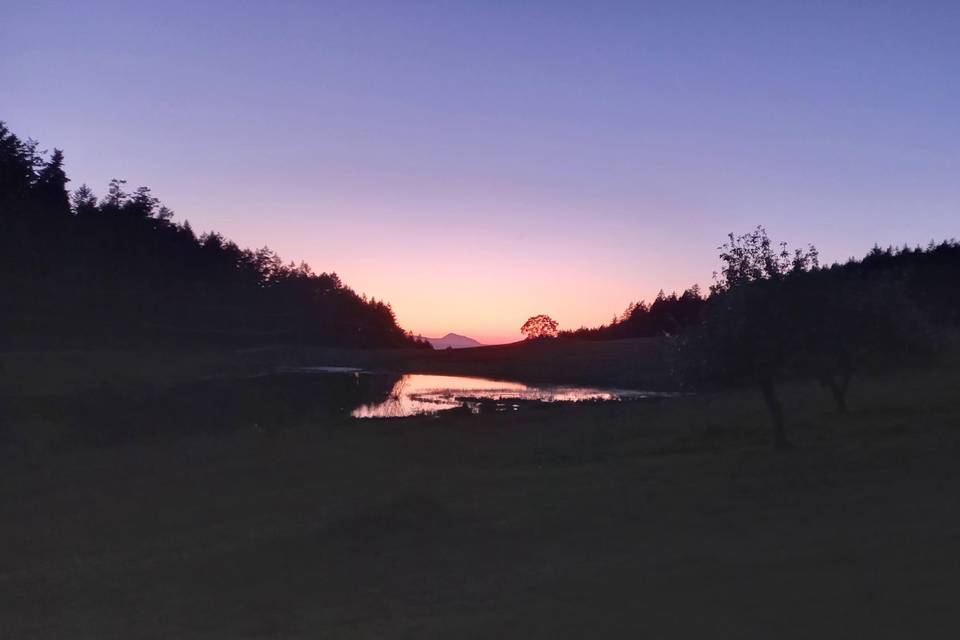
4 1 958 343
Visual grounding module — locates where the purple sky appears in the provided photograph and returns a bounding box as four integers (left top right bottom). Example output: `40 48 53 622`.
3 1 958 343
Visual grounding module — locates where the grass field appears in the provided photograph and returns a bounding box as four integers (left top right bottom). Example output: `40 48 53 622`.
0 337 668 394
2 342 960 637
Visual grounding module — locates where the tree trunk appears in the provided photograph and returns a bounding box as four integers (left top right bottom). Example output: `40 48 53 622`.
820 372 852 414
759 378 790 450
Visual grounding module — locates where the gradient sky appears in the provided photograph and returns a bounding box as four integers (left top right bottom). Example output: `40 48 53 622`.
3 1 958 343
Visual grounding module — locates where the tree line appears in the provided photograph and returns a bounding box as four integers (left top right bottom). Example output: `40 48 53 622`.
558 287 706 340
524 226 959 448
0 122 430 349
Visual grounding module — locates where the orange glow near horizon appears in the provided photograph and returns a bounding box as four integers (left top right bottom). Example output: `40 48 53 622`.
7 2 959 347
281 203 713 345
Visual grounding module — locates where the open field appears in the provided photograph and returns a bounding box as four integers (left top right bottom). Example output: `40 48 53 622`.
2 343 960 637
365 338 671 389
0 338 670 398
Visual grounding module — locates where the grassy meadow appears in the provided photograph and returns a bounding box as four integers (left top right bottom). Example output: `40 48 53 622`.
2 341 960 637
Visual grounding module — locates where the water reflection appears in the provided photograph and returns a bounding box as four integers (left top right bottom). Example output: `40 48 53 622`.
351 373 657 419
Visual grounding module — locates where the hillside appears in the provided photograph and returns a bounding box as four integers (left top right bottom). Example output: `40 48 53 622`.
425 333 483 349
0 122 427 350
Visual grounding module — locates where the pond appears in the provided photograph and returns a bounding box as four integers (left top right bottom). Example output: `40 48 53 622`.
350 373 660 418
279 368 668 418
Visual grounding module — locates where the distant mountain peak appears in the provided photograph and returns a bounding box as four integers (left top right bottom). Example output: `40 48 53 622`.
425 333 483 349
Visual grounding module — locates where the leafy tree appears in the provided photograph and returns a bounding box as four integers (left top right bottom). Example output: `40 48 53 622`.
521 314 559 339
679 279 795 449
790 267 935 413
711 225 818 293
680 226 946 445
679 227 819 449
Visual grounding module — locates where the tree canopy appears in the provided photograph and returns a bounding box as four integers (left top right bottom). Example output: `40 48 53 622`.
521 315 559 340
677 227 951 449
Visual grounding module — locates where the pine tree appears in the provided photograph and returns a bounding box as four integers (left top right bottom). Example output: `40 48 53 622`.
35 149 71 216
70 185 98 216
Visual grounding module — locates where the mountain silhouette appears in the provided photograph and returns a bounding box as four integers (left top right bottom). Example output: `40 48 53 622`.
425 333 483 349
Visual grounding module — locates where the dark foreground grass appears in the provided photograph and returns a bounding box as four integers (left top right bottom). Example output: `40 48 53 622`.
2 346 960 637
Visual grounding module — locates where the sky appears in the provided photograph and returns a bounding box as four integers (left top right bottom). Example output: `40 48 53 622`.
2 1 958 343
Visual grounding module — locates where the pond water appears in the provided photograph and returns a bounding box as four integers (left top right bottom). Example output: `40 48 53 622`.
331 372 663 418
